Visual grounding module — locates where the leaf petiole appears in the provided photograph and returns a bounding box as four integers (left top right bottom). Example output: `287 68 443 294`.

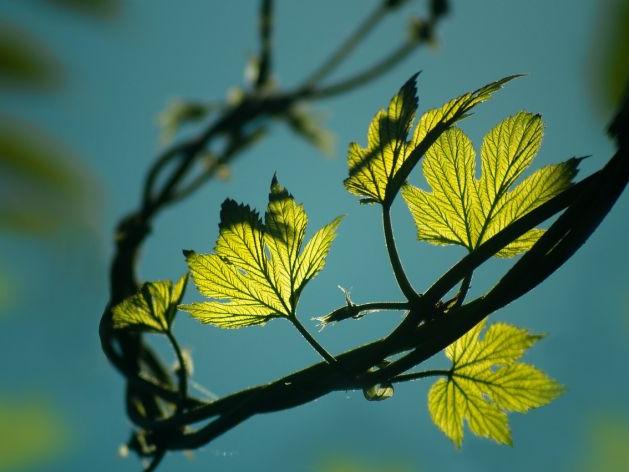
290 316 337 365
165 329 188 413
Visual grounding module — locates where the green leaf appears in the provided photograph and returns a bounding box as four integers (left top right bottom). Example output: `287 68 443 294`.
0 397 67 471
182 175 343 329
112 275 188 333
402 112 580 256
427 320 564 447
344 74 519 205
45 0 122 19
157 99 215 145
0 118 98 235
0 25 62 90
285 103 335 156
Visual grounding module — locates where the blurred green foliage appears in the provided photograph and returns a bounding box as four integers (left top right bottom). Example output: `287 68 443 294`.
42 0 121 19
0 397 66 471
0 119 96 235
0 23 62 91
582 416 629 472
316 455 413 472
590 0 629 111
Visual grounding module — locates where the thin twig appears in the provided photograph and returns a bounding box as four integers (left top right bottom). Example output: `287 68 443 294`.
307 39 419 100
255 0 274 89
317 300 410 325
301 2 388 87
166 330 188 412
144 449 166 472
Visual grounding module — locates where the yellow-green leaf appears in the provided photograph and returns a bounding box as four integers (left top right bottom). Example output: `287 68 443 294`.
427 320 564 447
182 176 343 329
403 112 580 257
112 275 188 333
344 74 519 204
344 73 419 204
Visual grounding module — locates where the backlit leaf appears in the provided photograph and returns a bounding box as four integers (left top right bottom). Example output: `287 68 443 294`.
402 112 580 256
344 74 518 204
182 176 342 328
112 275 188 333
427 320 564 447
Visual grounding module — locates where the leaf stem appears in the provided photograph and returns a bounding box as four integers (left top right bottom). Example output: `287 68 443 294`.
144 449 166 472
301 2 387 88
166 330 188 412
382 205 418 302
290 316 337 365
390 369 450 383
306 39 419 100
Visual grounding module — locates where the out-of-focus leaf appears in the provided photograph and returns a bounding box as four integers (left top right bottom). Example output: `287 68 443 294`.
157 99 216 146
0 24 63 91
0 118 99 234
0 397 67 471
285 103 335 156
43 0 121 19
590 0 629 111
316 455 413 472
582 416 629 472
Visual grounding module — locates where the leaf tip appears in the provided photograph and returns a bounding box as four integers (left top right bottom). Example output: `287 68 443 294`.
182 249 195 258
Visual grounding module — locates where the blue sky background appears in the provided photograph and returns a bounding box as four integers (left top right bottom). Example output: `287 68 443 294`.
1 1 627 471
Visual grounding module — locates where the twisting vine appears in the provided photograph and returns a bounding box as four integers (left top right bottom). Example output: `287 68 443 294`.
99 1 628 470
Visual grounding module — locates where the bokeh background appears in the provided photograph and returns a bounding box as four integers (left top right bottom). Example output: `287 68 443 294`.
1 1 628 471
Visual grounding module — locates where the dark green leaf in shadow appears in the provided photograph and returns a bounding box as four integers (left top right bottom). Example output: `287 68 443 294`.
0 118 100 235
285 103 335 156
0 23 63 91
42 0 121 19
589 0 629 111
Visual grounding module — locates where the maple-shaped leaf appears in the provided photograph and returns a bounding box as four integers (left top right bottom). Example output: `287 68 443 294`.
427 320 564 447
112 274 188 333
402 112 580 256
344 74 519 205
181 176 343 328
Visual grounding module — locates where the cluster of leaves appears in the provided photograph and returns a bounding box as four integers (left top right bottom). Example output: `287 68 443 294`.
112 73 579 448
